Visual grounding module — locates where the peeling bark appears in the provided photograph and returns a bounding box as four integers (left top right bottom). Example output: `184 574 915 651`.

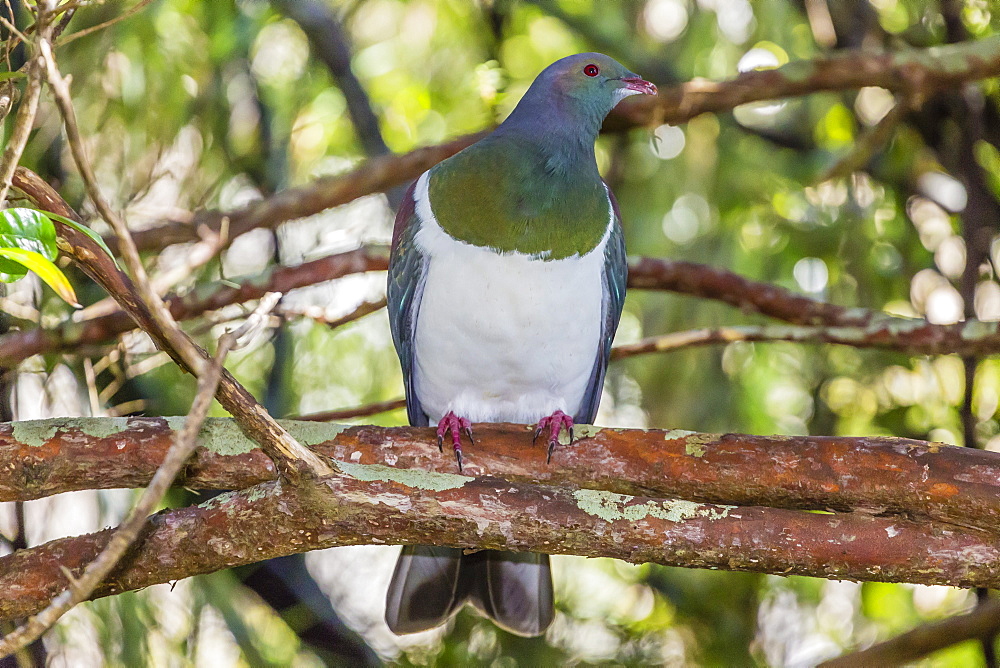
3 468 1000 622
3 418 1000 535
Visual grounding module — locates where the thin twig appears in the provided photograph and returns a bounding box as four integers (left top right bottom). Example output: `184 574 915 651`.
292 397 406 421
39 36 203 373
56 0 155 45
0 15 48 205
820 99 908 182
0 323 233 658
277 297 387 330
148 225 226 297
0 12 29 43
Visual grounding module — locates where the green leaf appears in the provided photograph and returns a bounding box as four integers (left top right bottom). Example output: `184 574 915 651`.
0 248 80 307
42 210 121 269
0 208 58 279
0 71 25 82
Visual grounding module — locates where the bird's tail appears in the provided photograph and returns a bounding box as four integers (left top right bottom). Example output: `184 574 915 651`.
385 546 553 637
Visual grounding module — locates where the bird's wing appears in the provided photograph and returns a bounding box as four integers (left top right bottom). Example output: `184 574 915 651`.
387 179 430 427
575 185 627 424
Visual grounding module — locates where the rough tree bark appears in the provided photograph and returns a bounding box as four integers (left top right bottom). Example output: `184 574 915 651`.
3 418 1000 622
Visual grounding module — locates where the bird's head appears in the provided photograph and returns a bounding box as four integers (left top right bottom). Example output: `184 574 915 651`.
495 53 656 148
539 53 656 113
501 53 655 140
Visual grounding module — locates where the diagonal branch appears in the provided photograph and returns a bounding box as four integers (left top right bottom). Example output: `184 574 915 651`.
608 34 1000 129
125 132 488 253
820 598 1000 667
10 167 334 481
0 317 233 659
118 35 1000 253
0 246 389 367
0 9 49 205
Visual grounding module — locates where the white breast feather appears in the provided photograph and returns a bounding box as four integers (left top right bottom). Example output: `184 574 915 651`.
410 171 612 424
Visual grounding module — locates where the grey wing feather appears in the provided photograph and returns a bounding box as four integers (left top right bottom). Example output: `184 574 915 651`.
387 180 430 427
574 189 627 424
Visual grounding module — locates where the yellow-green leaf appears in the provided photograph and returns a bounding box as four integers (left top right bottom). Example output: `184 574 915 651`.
0 248 80 307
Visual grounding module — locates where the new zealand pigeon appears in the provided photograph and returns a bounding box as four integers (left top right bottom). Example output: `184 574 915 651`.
385 53 656 637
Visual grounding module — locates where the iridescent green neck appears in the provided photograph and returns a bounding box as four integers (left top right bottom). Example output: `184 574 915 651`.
427 135 609 259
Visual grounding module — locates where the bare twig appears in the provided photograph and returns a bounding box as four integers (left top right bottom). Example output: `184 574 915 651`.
291 397 405 421
56 0 156 45
148 224 227 297
0 15 48 205
278 297 387 331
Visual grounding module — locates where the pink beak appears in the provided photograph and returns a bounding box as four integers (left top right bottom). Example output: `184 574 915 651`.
621 77 657 96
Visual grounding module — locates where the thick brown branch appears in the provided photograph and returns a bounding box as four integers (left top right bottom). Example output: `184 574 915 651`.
122 36 1000 252
627 257 871 326
3 418 999 535
2 466 999 622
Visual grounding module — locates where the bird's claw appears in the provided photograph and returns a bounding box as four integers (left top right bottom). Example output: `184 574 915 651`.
436 411 473 473
533 410 574 464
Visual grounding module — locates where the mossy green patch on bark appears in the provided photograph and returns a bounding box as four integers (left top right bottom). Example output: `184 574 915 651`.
159 417 345 455
337 462 471 491
573 489 734 523
75 417 132 439
11 419 66 447
662 429 697 440
962 319 997 340
162 417 257 456
681 433 720 457
557 423 604 446
280 420 348 447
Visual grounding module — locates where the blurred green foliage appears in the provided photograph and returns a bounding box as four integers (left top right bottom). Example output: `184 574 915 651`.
3 0 1000 665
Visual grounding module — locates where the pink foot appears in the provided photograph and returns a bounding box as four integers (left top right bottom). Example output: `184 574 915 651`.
437 411 473 472
534 410 574 463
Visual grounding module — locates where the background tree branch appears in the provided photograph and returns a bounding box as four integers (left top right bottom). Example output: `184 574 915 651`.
118 35 1000 253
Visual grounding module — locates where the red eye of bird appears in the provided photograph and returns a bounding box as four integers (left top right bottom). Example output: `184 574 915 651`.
584 64 599 77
